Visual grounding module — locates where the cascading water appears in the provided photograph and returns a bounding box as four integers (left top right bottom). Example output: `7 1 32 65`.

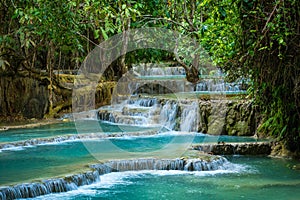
0 63 253 200
90 157 228 172
99 97 202 132
0 171 100 200
98 97 204 132
179 101 200 132
195 79 243 92
132 64 186 76
159 101 178 130
131 64 247 93
99 98 161 126
0 157 229 199
98 64 247 131
128 98 157 107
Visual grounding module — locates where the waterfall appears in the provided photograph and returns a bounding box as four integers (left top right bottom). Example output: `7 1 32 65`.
97 63 247 129
99 98 162 126
0 171 100 200
130 63 247 94
127 98 157 107
195 79 245 92
0 130 163 152
100 158 185 171
98 98 204 132
180 102 200 132
0 157 228 199
90 157 227 172
133 64 186 76
183 158 227 171
159 101 178 130
0 134 102 151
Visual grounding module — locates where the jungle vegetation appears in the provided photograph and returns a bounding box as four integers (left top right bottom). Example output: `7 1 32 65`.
0 0 299 152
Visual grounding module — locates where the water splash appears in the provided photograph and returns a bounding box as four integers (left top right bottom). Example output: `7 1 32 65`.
160 101 178 130
0 171 100 200
195 79 243 92
133 64 186 76
0 157 230 199
180 101 200 132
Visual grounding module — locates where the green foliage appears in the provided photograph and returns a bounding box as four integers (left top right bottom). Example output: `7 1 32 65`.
126 49 172 64
1 0 299 150
228 0 300 151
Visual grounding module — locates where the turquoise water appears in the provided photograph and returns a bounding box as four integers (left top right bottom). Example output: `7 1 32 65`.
1 121 299 200
0 121 262 187
0 121 157 143
0 120 260 144
0 131 261 186
32 156 300 200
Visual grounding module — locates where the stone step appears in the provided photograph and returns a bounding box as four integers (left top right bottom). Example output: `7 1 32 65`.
191 142 272 155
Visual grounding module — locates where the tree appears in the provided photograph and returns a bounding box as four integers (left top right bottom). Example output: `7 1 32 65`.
227 0 300 152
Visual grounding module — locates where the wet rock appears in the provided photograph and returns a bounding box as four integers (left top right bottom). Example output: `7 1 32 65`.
207 117 226 135
192 142 272 155
270 142 300 159
98 97 256 136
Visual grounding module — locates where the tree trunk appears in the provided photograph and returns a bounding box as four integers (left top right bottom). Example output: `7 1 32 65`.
117 2 131 78
174 39 199 84
46 41 55 117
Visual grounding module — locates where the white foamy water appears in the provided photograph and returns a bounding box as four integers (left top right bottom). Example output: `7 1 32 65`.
0 134 106 152
29 161 253 200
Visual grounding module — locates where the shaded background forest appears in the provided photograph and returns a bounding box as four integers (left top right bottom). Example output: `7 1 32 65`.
0 0 299 152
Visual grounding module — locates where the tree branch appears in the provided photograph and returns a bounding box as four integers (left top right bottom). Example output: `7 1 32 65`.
142 17 190 31
261 0 282 33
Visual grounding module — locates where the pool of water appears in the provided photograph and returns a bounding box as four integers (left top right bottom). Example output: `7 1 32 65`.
0 141 95 185
0 132 262 186
32 156 300 200
0 121 158 143
1 120 296 200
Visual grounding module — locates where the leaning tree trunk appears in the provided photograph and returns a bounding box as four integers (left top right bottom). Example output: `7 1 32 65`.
174 39 200 84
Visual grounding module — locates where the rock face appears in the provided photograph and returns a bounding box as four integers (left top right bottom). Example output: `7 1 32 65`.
99 97 257 136
179 99 256 136
0 74 115 119
225 102 256 136
0 76 49 119
270 142 300 159
192 142 272 155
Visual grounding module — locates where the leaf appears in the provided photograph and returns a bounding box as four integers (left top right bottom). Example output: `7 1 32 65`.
94 29 100 39
219 7 226 18
100 27 108 40
125 8 130 17
278 38 284 45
